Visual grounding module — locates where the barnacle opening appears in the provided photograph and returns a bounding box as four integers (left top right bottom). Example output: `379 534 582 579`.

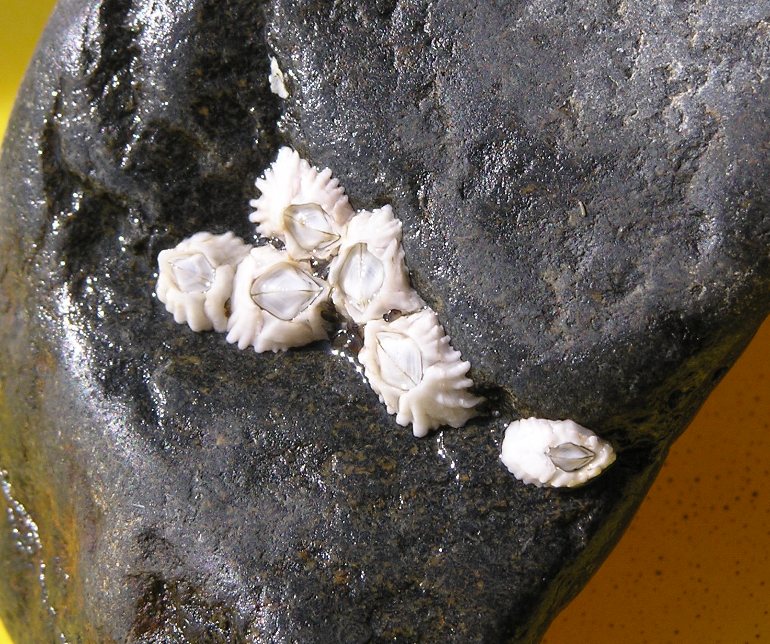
170 253 216 293
283 203 340 254
337 242 385 312
250 263 324 321
547 442 596 472
375 331 424 391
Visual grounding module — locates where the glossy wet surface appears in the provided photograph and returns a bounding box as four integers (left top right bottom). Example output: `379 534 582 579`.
0 2 768 642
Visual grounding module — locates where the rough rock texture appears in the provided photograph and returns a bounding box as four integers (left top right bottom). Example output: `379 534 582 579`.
0 0 768 642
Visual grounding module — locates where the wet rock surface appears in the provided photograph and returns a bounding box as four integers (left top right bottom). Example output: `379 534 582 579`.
0 0 768 641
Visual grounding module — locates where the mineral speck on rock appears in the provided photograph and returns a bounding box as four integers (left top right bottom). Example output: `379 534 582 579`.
0 0 768 642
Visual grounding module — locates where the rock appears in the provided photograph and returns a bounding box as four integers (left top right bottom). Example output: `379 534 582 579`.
0 0 767 642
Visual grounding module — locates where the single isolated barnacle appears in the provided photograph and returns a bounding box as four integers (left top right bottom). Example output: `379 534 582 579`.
268 56 289 99
249 147 354 260
359 309 483 437
156 231 250 332
226 245 331 353
328 206 424 324
500 417 616 488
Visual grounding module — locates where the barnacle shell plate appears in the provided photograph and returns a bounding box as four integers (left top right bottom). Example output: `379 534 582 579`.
500 417 616 488
328 206 424 324
156 231 250 332
249 147 354 260
360 309 483 437
226 245 331 353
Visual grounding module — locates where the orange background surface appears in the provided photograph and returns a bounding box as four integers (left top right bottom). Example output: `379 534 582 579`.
1 2 768 642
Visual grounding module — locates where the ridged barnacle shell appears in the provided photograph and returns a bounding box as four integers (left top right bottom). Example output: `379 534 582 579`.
249 147 354 260
226 245 331 353
359 309 483 437
156 231 250 332
328 206 424 324
500 418 616 488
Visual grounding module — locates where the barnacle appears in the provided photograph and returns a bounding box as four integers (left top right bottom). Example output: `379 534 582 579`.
500 417 616 487
156 231 250 332
268 56 289 99
226 245 331 352
249 147 354 260
328 206 424 324
359 309 483 437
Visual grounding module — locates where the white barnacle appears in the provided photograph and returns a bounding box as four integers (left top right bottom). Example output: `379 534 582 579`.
500 417 616 488
226 245 331 352
359 309 483 437
156 231 250 332
328 206 424 324
249 147 354 260
268 56 289 99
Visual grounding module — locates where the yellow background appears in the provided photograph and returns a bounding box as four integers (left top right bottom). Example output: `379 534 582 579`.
1 2 768 642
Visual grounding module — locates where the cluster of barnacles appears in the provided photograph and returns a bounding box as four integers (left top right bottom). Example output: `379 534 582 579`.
155 147 616 486
157 147 481 437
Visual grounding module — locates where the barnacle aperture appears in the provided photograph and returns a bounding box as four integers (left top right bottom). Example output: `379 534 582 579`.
250 261 325 321
283 203 341 257
375 331 423 391
170 253 215 293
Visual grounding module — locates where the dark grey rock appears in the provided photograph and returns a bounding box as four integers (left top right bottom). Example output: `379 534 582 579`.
0 0 768 642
